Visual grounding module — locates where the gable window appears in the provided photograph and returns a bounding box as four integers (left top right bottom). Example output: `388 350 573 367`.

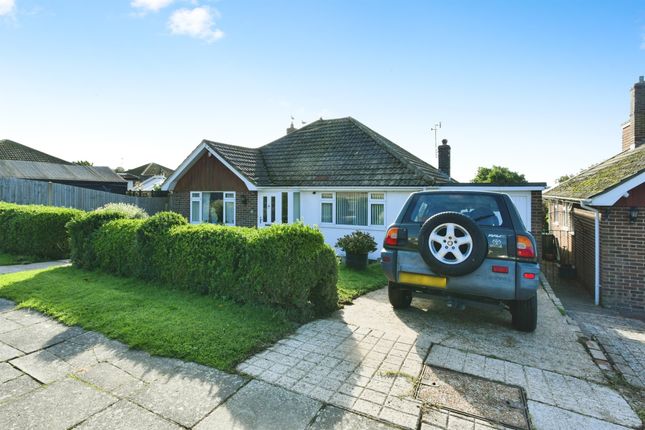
190 191 236 225
321 192 334 223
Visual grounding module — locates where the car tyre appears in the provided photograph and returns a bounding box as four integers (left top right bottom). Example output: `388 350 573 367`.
511 295 538 332
388 282 412 309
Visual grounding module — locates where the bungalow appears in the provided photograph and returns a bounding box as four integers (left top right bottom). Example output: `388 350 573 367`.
544 77 645 315
162 117 545 257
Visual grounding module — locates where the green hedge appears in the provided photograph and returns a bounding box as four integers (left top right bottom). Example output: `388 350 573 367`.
0 202 83 259
78 212 338 319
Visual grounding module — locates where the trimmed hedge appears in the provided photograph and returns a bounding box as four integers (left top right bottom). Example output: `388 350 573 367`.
0 202 83 259
77 212 339 319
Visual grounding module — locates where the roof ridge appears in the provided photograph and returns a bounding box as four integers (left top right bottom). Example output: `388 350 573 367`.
346 117 449 185
0 139 71 165
203 139 270 185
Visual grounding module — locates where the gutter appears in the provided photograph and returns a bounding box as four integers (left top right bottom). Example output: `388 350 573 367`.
580 200 601 306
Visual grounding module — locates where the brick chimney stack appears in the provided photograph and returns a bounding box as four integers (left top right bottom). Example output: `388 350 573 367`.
622 76 645 151
438 138 451 177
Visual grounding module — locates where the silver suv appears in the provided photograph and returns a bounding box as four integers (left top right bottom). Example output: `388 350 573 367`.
381 191 540 332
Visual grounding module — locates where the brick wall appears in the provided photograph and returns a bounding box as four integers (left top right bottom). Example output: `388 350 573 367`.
622 79 645 151
169 191 189 219
600 206 645 314
236 190 257 227
168 190 257 228
531 191 543 255
622 122 633 152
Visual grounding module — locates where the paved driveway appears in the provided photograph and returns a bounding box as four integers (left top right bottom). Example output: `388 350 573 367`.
240 279 642 429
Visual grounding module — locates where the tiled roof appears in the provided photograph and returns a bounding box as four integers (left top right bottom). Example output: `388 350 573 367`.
0 139 71 165
544 144 645 200
204 117 452 187
125 162 174 178
203 141 271 184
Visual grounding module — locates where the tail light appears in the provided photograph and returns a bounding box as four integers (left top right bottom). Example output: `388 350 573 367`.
384 227 400 246
516 235 535 258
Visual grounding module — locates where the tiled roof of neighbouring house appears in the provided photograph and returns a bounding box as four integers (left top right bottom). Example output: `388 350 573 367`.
0 139 72 165
544 144 645 200
125 162 174 178
205 117 453 187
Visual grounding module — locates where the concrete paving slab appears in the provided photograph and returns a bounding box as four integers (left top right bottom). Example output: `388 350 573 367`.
76 362 144 396
0 320 83 353
111 349 182 383
0 362 22 383
1 308 53 326
0 341 22 362
0 378 116 430
0 374 40 403
308 405 396 429
196 380 321 430
0 316 22 334
9 349 72 384
528 401 632 430
76 399 181 430
0 298 15 313
46 339 100 371
132 361 245 427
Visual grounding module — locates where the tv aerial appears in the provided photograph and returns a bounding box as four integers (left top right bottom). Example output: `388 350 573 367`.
431 121 442 157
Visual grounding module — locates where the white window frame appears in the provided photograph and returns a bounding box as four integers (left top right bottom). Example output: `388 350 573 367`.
320 192 335 224
190 192 202 224
368 192 386 226
190 191 236 226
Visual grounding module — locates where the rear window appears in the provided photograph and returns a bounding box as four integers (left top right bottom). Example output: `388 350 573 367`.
403 193 510 227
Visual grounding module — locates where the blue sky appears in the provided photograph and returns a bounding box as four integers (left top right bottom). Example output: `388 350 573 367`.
1 0 644 183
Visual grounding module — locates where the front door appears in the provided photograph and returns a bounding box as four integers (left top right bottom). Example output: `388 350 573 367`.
259 192 280 226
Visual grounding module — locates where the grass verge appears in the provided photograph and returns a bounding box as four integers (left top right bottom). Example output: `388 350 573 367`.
337 262 387 304
0 266 295 371
0 252 46 266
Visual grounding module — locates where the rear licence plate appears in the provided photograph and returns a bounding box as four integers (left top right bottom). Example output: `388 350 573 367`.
399 272 447 288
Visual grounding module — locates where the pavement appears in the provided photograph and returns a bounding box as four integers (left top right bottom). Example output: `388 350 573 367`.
0 260 70 275
0 261 642 429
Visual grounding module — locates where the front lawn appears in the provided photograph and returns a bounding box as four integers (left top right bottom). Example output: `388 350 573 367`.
337 262 387 304
0 252 44 266
0 266 294 371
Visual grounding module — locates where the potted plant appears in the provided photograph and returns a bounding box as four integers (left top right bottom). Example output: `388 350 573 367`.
335 230 377 270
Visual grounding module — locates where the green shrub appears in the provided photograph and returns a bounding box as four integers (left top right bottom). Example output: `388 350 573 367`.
66 210 129 268
88 217 338 320
95 203 149 219
137 212 187 279
335 230 377 254
0 202 83 259
93 219 144 276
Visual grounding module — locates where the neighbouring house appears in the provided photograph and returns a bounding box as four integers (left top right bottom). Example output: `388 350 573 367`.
121 163 174 191
0 139 127 194
544 77 645 315
162 117 545 257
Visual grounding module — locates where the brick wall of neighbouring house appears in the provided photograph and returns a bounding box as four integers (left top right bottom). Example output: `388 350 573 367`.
600 206 645 314
236 190 257 227
531 191 543 255
169 191 189 219
572 207 596 296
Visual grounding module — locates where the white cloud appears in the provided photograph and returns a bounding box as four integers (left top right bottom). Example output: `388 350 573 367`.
168 6 223 43
0 0 15 16
131 0 173 13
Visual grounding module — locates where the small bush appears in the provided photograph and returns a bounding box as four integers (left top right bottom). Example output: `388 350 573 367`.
67 210 129 268
137 212 187 279
93 219 144 276
95 203 148 219
0 202 83 259
335 230 377 254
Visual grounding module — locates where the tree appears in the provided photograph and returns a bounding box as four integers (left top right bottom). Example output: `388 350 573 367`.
556 174 573 183
73 160 93 166
472 166 528 185
114 167 125 173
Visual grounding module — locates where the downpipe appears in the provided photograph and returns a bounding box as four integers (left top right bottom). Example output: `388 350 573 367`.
580 200 600 306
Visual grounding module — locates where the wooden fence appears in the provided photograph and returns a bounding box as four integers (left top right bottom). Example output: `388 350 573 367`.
0 177 169 214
